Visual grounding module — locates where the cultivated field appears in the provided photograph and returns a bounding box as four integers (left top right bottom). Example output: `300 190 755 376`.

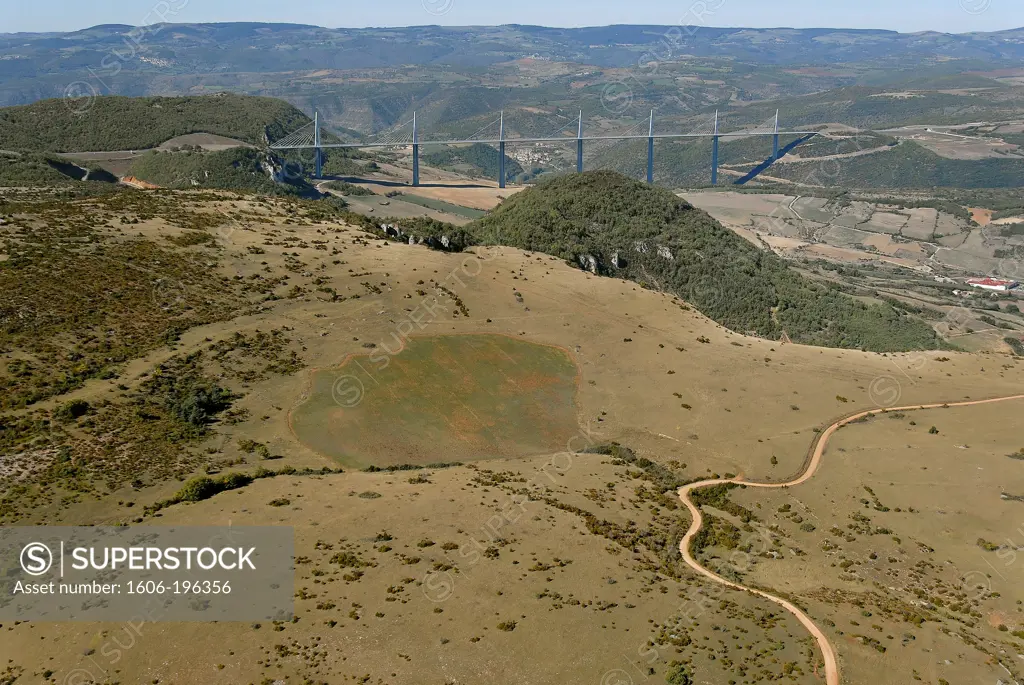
683 189 1024 354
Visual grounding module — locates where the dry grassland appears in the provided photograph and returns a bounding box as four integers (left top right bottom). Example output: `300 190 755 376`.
1 189 1022 684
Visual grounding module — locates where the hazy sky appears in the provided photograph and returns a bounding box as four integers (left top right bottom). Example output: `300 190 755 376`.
4 0 1022 34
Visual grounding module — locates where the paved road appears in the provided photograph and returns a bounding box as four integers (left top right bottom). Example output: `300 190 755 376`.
677 393 1024 685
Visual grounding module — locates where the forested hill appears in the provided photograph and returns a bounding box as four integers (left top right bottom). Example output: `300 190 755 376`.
469 172 945 352
0 94 310 152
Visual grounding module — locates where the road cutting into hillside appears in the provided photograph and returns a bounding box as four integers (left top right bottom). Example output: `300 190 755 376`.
677 393 1024 685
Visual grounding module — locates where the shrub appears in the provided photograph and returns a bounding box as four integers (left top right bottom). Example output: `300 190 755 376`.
169 383 233 428
977 538 999 551
237 439 256 453
167 231 215 247
174 472 254 503
176 476 220 503
330 552 369 568
218 472 255 490
54 399 91 422
665 663 692 685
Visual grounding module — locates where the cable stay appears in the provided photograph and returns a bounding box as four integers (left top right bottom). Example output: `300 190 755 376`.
366 117 415 148
684 113 719 137
747 112 781 136
270 121 317 149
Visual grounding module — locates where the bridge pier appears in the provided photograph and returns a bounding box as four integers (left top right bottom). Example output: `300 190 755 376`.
499 142 506 189
711 110 719 186
412 112 419 187
647 138 654 184
313 111 323 179
711 136 719 186
646 110 654 184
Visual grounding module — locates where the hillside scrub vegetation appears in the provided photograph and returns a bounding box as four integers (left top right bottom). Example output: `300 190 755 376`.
128 148 309 194
0 192 247 410
423 143 524 181
316 148 374 176
468 171 945 352
0 94 310 152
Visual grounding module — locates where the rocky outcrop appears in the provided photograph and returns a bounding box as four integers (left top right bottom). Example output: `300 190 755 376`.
577 254 599 274
261 157 284 183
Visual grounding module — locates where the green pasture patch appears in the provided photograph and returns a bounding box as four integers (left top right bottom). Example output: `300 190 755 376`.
290 335 580 468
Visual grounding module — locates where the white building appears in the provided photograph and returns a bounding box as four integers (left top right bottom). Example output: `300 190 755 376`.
966 278 1018 292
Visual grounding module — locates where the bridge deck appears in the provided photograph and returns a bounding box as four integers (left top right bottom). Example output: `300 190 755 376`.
270 131 819 150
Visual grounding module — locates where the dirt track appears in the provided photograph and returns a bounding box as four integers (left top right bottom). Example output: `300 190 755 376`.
677 393 1024 685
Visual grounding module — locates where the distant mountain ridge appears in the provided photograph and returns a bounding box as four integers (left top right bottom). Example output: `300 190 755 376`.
4 23 1023 69
1 22 1021 125
2 23 1024 93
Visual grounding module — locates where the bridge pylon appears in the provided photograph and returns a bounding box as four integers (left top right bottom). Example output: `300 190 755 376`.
773 110 780 161
577 110 584 173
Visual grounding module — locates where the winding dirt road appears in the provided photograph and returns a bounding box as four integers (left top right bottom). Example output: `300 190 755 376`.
677 393 1024 685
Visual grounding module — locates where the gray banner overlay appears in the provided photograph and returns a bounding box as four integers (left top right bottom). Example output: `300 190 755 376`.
0 526 294 622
